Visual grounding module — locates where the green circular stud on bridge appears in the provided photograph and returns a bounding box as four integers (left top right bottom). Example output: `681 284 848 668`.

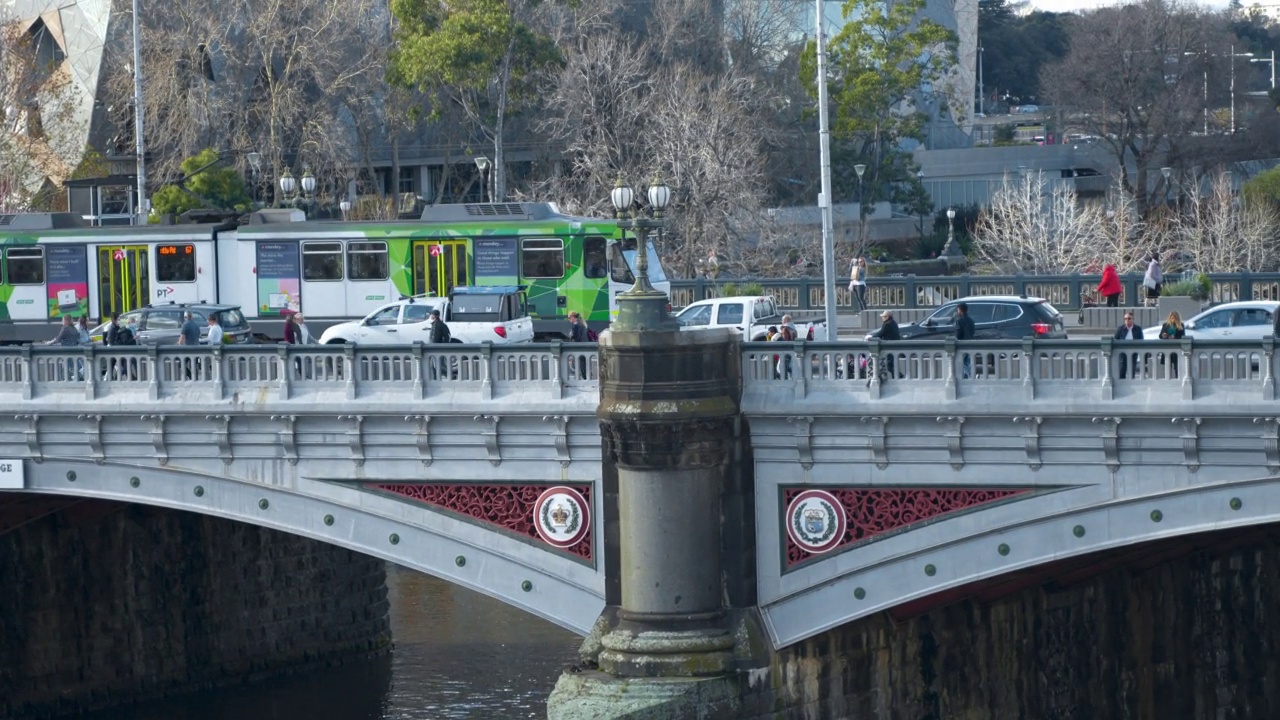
998 543 1010 556
129 476 140 488
924 564 937 577
853 587 866 600
258 499 269 510
1230 497 1243 511
66 471 76 482
1072 525 1086 538
521 580 533 592
389 533 400 545
323 514 334 526
1150 509 1163 523
193 486 204 497
455 556 466 567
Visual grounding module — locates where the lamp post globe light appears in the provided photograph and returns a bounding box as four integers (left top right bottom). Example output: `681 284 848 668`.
300 166 316 197
279 168 296 207
608 174 678 332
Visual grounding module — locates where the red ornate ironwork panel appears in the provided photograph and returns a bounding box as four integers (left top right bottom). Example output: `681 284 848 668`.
372 484 593 561
783 487 1028 566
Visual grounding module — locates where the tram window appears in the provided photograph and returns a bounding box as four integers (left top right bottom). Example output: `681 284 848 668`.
521 238 564 279
5 247 44 284
347 241 388 281
583 237 607 279
609 244 634 285
302 241 344 281
156 244 196 282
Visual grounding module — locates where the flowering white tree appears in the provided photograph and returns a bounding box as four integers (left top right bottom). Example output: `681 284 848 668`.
1174 172 1279 273
972 171 1096 274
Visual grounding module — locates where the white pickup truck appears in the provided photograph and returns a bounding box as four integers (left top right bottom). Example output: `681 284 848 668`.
673 296 829 342
318 285 535 345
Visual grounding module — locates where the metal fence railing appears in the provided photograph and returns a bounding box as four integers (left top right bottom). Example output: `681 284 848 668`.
669 273 1280 312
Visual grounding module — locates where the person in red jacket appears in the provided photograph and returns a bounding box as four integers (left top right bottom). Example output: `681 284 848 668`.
1098 264 1122 307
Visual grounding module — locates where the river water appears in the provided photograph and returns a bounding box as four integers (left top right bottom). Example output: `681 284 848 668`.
83 564 581 720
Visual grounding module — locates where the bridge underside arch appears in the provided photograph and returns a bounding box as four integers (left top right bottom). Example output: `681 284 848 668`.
764 521 1280 719
16 459 604 635
762 473 1280 647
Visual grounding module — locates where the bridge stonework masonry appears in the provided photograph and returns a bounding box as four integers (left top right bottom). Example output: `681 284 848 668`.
4 338 1280 717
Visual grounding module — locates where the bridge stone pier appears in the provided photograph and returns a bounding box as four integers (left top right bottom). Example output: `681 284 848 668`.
5 336 1280 717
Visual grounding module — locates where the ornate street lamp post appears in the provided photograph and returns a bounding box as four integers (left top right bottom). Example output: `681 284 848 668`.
474 157 491 203
944 206 960 258
300 166 316 217
247 152 261 209
609 175 678 332
854 163 867 254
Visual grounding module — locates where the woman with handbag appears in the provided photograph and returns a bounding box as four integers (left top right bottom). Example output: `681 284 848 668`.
1159 310 1185 377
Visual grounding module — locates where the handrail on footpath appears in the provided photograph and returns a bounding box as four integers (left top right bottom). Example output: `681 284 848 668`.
668 272 1280 312
11 337 1280 404
0 343 600 402
741 337 1280 402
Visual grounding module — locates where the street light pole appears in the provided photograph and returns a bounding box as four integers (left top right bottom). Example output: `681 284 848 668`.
854 163 867 254
1252 50 1277 91
1230 44 1255 134
474 156 491 203
977 45 985 117
1185 48 1208 134
131 0 146 225
814 0 838 340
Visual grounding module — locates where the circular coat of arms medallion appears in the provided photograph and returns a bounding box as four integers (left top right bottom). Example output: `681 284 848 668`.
785 489 846 554
533 486 590 548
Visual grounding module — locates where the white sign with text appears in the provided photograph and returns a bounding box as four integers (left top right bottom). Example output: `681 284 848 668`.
0 460 24 489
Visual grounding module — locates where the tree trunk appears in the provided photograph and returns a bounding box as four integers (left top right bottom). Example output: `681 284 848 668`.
493 34 515 202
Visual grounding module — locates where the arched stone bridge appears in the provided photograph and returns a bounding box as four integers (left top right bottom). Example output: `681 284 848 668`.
2 338 1279 648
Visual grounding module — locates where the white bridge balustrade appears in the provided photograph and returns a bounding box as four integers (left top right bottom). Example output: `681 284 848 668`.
747 338 1279 402
1 343 599 402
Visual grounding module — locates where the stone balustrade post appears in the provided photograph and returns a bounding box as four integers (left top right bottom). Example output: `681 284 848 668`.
344 344 357 400
20 345 33 400
276 345 291 401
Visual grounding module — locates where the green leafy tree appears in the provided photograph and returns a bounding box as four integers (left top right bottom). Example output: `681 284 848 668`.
1243 166 1280 209
799 0 953 251
978 2 1071 107
388 0 563 201
150 149 250 217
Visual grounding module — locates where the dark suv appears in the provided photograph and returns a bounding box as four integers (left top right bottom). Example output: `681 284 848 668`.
865 296 1068 340
90 303 254 345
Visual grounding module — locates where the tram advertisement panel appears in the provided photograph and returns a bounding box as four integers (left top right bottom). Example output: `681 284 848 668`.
473 238 518 284
256 241 300 316
46 245 89 319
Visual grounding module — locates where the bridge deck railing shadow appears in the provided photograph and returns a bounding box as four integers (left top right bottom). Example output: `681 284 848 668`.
0 343 601 403
744 338 1279 404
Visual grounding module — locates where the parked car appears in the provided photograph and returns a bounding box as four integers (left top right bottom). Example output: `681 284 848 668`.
319 285 534 345
1176 301 1278 341
89 303 254 345
864 296 1068 341
674 295 828 341
1016 104 1040 114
